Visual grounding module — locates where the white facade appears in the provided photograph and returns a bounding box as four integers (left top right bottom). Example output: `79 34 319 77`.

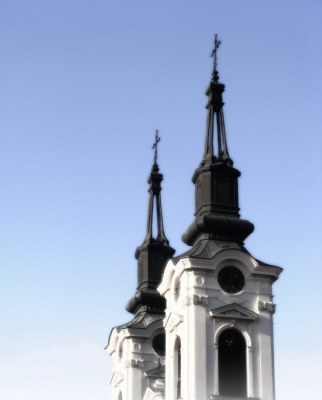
158 243 281 400
108 242 281 400
107 314 166 400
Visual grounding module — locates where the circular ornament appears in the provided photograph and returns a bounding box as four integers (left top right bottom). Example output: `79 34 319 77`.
195 276 205 286
133 343 141 351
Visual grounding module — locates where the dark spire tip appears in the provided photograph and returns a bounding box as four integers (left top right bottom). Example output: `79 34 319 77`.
210 34 222 82
152 129 161 166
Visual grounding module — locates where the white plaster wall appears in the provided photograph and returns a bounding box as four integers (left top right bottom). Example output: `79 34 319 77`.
107 321 166 400
159 248 281 400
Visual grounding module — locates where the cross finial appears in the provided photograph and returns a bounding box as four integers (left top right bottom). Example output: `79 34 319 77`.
152 130 161 165
211 34 222 77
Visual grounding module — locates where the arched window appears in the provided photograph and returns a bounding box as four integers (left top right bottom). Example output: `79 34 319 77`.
218 328 246 397
152 333 166 356
117 391 122 400
174 336 182 399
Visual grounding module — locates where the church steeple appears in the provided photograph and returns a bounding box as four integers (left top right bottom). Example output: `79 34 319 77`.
182 35 254 245
204 34 232 166
143 130 169 245
126 131 175 315
108 39 282 400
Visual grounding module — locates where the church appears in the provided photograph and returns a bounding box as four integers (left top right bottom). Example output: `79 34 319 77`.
106 36 282 400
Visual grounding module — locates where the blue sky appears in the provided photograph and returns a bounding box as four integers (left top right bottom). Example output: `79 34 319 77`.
1 1 321 399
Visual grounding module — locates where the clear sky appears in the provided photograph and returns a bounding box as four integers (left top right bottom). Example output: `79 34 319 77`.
1 1 321 399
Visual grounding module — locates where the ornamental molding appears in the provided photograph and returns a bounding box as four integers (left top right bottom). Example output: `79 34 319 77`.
209 303 258 321
214 321 253 348
186 294 209 306
258 300 276 313
250 264 282 282
194 275 205 286
132 342 142 352
165 312 183 333
130 359 145 368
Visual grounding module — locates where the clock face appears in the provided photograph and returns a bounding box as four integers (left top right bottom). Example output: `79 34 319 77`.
218 266 245 294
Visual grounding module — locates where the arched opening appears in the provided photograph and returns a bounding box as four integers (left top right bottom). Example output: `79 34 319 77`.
117 391 122 400
174 336 182 399
218 328 246 397
152 333 166 356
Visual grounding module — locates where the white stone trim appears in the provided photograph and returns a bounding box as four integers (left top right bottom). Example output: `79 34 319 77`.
214 322 252 348
213 322 254 398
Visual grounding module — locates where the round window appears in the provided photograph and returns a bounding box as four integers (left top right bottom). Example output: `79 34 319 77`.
218 266 245 294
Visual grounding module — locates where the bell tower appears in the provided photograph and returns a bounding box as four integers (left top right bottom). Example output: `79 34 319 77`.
158 36 282 400
107 131 175 400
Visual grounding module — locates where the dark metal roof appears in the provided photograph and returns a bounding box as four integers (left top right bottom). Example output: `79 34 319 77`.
126 134 175 315
115 310 164 332
182 38 254 247
172 238 245 264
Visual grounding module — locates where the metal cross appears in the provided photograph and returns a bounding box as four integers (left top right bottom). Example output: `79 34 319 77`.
152 130 161 164
211 34 222 72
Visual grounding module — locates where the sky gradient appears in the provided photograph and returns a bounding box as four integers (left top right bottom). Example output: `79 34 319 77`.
1 1 322 399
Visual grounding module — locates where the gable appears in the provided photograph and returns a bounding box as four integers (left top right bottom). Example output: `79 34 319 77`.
209 303 258 321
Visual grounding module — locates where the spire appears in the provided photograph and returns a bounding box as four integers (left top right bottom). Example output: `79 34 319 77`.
126 131 175 315
204 34 232 166
143 130 168 244
182 36 254 246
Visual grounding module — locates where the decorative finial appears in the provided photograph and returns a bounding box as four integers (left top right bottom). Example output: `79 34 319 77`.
152 129 161 165
211 34 222 79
